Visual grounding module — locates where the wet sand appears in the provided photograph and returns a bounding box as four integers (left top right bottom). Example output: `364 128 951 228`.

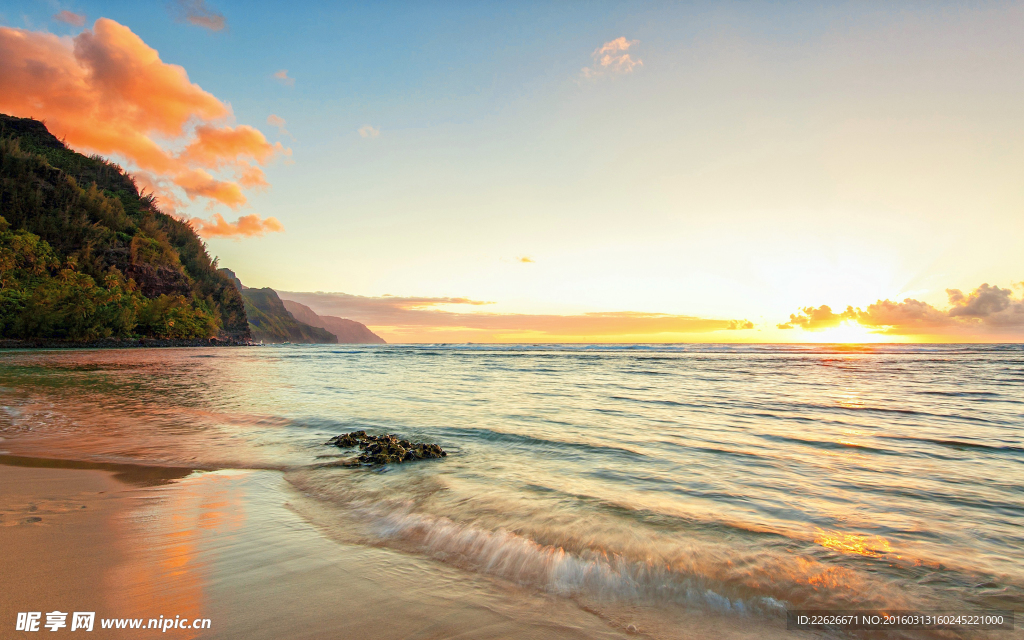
1 461 128 636
0 458 805 639
0 459 637 639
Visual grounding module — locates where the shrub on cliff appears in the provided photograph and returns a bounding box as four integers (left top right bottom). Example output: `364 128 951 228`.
0 114 249 341
0 216 140 339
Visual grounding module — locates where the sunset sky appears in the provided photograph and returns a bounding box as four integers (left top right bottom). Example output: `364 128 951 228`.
1 1 1022 342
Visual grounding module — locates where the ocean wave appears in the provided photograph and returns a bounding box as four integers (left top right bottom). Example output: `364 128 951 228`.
441 425 650 462
874 435 1024 455
5 342 1023 626
373 507 788 615
285 465 938 623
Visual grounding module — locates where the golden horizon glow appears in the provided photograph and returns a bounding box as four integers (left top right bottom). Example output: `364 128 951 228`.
799 321 899 345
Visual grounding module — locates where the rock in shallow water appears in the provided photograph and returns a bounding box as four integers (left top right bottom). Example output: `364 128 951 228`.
325 431 447 465
325 430 368 448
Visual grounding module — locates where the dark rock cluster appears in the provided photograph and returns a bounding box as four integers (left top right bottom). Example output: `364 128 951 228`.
326 431 447 465
125 263 193 298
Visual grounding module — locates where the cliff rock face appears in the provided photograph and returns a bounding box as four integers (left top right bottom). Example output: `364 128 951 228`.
240 288 338 344
219 268 246 292
281 299 386 344
217 270 337 344
0 114 249 342
125 263 194 297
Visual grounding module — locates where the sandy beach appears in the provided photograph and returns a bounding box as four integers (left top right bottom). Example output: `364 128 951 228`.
1 455 809 640
0 459 650 638
3 457 623 639
0 458 193 638
1 460 129 636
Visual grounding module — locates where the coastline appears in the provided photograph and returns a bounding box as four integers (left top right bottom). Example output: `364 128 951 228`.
0 455 807 639
0 338 253 350
0 457 629 639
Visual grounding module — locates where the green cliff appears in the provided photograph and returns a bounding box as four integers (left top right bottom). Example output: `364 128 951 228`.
218 272 336 344
0 114 249 342
281 299 385 344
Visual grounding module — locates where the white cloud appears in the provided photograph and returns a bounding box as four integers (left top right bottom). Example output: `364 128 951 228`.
358 124 380 138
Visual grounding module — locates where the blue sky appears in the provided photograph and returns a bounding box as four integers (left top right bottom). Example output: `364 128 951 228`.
3 1 1023 340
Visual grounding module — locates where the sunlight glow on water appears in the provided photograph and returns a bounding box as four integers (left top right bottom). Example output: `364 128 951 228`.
0 343 1021 629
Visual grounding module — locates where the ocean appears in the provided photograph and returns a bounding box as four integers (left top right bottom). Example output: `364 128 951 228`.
1 344 1021 638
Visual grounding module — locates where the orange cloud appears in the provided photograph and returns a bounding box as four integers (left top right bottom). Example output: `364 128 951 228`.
357 124 379 138
340 294 494 313
277 291 754 343
0 18 287 212
172 0 226 31
54 11 86 27
236 165 269 189
778 305 849 331
189 214 284 238
854 299 950 331
181 124 284 168
177 170 246 208
266 114 293 140
780 281 1024 339
582 37 643 78
273 69 294 86
72 21 226 135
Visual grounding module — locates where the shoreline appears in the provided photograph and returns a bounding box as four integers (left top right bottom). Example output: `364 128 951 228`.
0 338 253 350
0 456 635 639
0 454 806 639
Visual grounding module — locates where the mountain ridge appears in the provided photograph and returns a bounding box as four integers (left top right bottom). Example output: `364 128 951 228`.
0 113 249 342
218 270 337 344
281 299 385 344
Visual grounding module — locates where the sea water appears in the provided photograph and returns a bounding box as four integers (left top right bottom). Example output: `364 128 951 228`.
0 344 1021 635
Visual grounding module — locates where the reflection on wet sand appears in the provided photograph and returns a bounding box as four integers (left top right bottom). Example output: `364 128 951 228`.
108 471 248 639
1 458 809 639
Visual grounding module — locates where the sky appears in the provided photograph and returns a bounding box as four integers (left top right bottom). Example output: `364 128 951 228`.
1 0 1022 342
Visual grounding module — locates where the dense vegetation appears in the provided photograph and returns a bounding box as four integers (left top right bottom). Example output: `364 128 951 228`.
231 282 337 344
0 114 249 341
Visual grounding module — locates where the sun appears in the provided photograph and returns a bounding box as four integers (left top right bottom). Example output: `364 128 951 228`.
803 320 890 344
